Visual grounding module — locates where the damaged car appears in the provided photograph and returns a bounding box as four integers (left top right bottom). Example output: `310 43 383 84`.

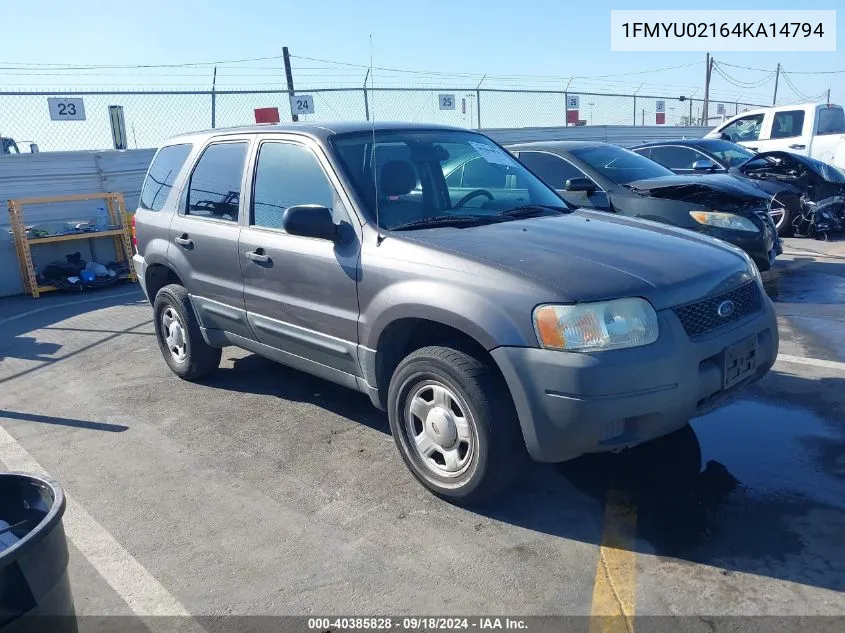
631 138 845 238
738 151 845 240
498 141 781 270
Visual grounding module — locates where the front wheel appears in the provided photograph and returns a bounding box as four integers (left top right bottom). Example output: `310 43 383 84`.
387 346 525 504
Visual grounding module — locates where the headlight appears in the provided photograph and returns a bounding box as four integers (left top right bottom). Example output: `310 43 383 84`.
533 298 659 352
689 211 759 232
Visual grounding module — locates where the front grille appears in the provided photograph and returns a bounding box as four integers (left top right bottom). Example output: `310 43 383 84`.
674 281 761 338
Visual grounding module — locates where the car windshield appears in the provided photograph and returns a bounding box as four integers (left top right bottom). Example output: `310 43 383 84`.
331 130 569 230
701 140 755 167
568 144 673 185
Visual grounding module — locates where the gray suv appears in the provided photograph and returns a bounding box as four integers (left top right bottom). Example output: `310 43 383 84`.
133 122 779 504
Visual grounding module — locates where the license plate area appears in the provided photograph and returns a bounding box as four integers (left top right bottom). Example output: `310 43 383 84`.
724 336 758 390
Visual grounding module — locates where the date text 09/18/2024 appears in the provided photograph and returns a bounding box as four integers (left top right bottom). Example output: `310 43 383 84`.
307 617 528 630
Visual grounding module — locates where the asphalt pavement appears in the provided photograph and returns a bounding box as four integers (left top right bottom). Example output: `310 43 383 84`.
0 240 843 631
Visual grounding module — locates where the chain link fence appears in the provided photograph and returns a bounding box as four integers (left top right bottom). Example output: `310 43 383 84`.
0 87 765 152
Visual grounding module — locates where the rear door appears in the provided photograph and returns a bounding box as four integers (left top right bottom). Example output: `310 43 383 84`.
167 137 253 339
761 109 811 156
239 136 361 377
516 150 609 209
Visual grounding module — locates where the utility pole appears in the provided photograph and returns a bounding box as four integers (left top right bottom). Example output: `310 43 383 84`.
702 53 712 126
283 46 298 122
211 66 217 129
772 63 781 106
641 108 645 126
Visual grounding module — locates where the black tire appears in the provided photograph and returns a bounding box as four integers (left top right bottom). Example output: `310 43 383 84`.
387 345 526 505
152 284 221 380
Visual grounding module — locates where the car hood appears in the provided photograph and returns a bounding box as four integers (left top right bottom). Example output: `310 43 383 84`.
402 210 754 310
742 150 845 184
626 174 769 205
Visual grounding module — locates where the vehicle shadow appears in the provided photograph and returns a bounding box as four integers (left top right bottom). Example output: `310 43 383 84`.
474 368 845 594
0 286 146 364
763 257 845 305
202 353 391 436
0 409 128 433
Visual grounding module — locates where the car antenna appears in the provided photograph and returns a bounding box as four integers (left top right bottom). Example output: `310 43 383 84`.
370 34 384 246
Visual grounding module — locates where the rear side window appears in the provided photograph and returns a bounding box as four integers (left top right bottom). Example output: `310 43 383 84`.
770 110 805 139
817 107 845 135
186 142 247 222
519 151 585 188
139 143 192 211
252 142 335 229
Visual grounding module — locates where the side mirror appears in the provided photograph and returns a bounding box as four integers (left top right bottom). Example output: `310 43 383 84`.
692 159 717 171
564 177 596 193
29 143 40 154
719 133 731 142
282 205 337 241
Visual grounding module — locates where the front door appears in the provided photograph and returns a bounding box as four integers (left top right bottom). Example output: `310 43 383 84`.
239 138 361 377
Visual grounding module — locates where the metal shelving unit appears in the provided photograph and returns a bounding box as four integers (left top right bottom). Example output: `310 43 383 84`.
7 192 136 298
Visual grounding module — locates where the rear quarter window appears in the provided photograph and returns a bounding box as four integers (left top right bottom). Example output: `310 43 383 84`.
139 143 193 211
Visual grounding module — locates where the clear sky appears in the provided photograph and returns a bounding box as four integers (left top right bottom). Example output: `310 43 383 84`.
2 0 843 149
2 0 842 100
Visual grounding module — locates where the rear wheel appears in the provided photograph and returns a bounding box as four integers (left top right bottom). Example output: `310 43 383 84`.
387 345 525 505
153 284 221 380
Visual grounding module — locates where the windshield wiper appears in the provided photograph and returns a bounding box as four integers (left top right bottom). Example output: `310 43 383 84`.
389 214 504 231
496 204 570 218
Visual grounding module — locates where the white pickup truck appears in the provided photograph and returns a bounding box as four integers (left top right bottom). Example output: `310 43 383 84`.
705 103 845 170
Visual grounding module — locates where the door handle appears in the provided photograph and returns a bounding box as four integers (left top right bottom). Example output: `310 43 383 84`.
789 144 806 150
747 146 758 152
174 234 193 248
246 248 271 264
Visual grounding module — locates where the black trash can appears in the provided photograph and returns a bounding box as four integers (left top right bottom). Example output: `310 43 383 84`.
0 473 77 633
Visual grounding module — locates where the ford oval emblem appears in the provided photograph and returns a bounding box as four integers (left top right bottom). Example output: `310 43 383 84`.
717 300 735 318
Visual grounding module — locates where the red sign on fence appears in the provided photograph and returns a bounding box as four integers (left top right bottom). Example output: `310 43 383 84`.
254 107 280 124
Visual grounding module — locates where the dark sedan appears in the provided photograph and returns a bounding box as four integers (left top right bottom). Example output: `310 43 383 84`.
631 138 802 235
497 141 781 271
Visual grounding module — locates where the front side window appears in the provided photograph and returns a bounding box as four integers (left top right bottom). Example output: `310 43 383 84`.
186 142 247 222
140 143 193 211
461 157 508 188
701 140 756 166
770 110 805 139
642 146 702 170
518 151 585 189
332 130 567 230
720 114 765 143
252 142 335 230
568 145 673 185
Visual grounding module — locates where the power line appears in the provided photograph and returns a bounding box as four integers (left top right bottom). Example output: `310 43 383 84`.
0 54 285 71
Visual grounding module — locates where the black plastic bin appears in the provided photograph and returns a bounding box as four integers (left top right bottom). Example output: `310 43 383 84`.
0 473 77 633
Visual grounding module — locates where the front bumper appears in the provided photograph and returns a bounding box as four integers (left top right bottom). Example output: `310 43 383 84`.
491 287 778 463
702 227 779 271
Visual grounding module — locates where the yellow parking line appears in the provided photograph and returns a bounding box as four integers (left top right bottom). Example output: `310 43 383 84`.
589 488 637 633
